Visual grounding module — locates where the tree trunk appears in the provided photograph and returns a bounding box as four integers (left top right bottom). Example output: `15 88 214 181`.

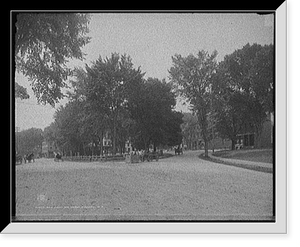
99 131 103 156
231 141 235 150
254 124 263 149
197 110 209 157
255 132 262 149
231 138 236 150
202 131 209 157
112 126 116 155
201 120 209 156
112 116 117 155
204 141 208 157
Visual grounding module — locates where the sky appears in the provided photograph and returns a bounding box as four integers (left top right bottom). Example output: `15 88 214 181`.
15 12 274 131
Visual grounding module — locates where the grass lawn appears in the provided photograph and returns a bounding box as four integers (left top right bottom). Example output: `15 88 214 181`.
212 149 273 164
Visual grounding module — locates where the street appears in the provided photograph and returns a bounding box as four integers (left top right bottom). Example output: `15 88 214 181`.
15 150 274 221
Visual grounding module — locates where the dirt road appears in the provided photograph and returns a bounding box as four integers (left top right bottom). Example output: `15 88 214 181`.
15 150 274 221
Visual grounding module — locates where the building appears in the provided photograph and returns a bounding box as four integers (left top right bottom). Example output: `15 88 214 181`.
103 131 112 148
181 113 202 150
181 112 231 150
236 112 274 149
42 141 57 158
181 112 273 151
125 140 133 153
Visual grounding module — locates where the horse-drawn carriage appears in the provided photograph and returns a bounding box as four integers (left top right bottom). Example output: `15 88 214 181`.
125 150 159 163
24 153 35 163
15 152 35 165
140 151 159 162
174 146 183 155
15 153 23 165
54 152 63 162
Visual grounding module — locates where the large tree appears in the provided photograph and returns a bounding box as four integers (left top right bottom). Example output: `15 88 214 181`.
213 43 274 148
71 53 145 155
169 50 218 157
50 53 183 155
14 13 90 106
130 78 183 150
211 62 250 149
54 100 87 155
163 110 184 148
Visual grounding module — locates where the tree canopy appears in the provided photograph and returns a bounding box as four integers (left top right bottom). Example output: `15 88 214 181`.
169 44 274 151
15 82 29 100
24 41 274 156
50 53 183 155
70 53 145 155
16 128 43 155
14 13 91 106
169 50 218 156
129 77 183 150
212 43 274 148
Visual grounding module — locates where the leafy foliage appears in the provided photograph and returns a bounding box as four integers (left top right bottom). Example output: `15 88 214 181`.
169 50 218 156
15 82 29 99
51 53 183 154
170 44 273 151
42 42 274 155
129 78 183 150
75 53 145 154
15 13 91 106
16 128 43 155
54 100 86 153
212 43 274 148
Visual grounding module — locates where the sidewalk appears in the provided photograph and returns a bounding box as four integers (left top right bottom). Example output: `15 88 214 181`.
206 151 273 173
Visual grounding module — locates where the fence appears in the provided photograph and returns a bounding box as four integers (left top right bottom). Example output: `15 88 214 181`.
62 155 125 162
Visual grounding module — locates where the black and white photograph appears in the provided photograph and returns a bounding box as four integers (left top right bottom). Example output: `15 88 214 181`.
7 5 288 234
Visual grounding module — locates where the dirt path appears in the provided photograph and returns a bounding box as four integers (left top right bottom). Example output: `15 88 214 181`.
15 151 274 221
